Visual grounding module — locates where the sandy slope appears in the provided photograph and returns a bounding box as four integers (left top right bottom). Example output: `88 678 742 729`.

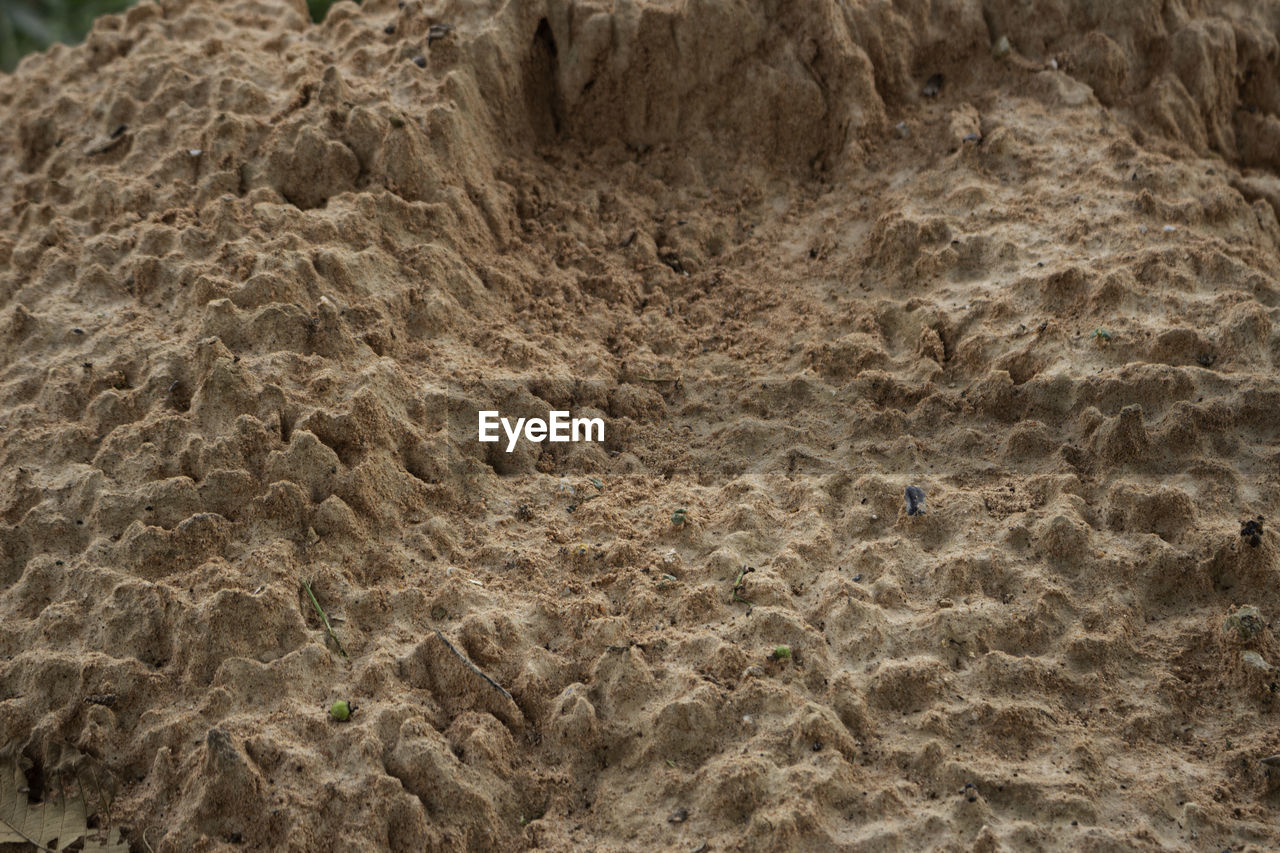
2 0 1280 850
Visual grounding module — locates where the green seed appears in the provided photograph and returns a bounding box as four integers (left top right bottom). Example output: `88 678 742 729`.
773 645 791 660
329 700 352 721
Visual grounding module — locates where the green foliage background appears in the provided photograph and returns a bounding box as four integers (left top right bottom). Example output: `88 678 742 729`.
0 0 339 71
1 0 138 71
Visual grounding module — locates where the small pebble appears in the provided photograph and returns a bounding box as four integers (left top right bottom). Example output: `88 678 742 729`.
1242 651 1273 672
895 121 909 139
1240 516 1264 547
905 485 927 516
993 35 1011 58
921 73 942 98
412 55 426 67
1163 224 1176 232
668 807 688 824
384 23 396 34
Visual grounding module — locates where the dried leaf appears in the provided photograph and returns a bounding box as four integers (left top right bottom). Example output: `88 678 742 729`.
0 760 127 852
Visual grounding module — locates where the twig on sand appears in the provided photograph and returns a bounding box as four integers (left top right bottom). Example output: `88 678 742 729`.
732 566 755 606
434 630 515 704
303 580 348 658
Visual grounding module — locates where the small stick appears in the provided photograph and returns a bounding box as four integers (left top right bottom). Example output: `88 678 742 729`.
1261 754 1280 767
732 566 754 605
435 630 515 704
303 581 348 658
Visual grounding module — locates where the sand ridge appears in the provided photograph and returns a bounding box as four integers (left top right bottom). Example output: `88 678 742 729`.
1 0 1280 850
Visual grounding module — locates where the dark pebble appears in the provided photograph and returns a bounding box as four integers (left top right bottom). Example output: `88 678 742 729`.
922 73 943 97
1241 517 1264 546
905 485 927 516
384 23 396 34
413 55 426 67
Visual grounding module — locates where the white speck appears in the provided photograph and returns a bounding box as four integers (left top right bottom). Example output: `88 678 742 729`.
743 715 754 725
663 550 678 564
895 121 909 139
1163 225 1176 232
446 566 457 576
467 578 484 586
1138 225 1148 234
188 148 202 156
870 514 879 521
1048 58 1058 70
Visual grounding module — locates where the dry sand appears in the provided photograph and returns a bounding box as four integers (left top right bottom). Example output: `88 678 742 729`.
2 0 1280 850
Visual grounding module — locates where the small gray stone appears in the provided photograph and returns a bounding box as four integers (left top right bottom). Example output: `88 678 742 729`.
905 486 927 516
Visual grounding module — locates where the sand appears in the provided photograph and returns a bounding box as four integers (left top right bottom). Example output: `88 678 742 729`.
2 0 1280 850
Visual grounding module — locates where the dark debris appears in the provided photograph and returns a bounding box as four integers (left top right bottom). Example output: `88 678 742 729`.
1241 516 1264 547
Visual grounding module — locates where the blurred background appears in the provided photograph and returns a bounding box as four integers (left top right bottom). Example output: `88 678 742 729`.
1 0 340 71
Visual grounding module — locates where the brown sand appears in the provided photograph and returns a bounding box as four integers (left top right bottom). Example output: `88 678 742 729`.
2 0 1280 850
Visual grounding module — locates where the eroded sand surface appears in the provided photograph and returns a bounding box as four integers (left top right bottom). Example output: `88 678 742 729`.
3 0 1280 850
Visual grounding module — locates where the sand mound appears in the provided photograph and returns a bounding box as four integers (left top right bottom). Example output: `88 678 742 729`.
2 0 1280 850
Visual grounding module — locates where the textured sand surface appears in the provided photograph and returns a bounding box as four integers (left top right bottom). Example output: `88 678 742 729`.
2 0 1280 850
